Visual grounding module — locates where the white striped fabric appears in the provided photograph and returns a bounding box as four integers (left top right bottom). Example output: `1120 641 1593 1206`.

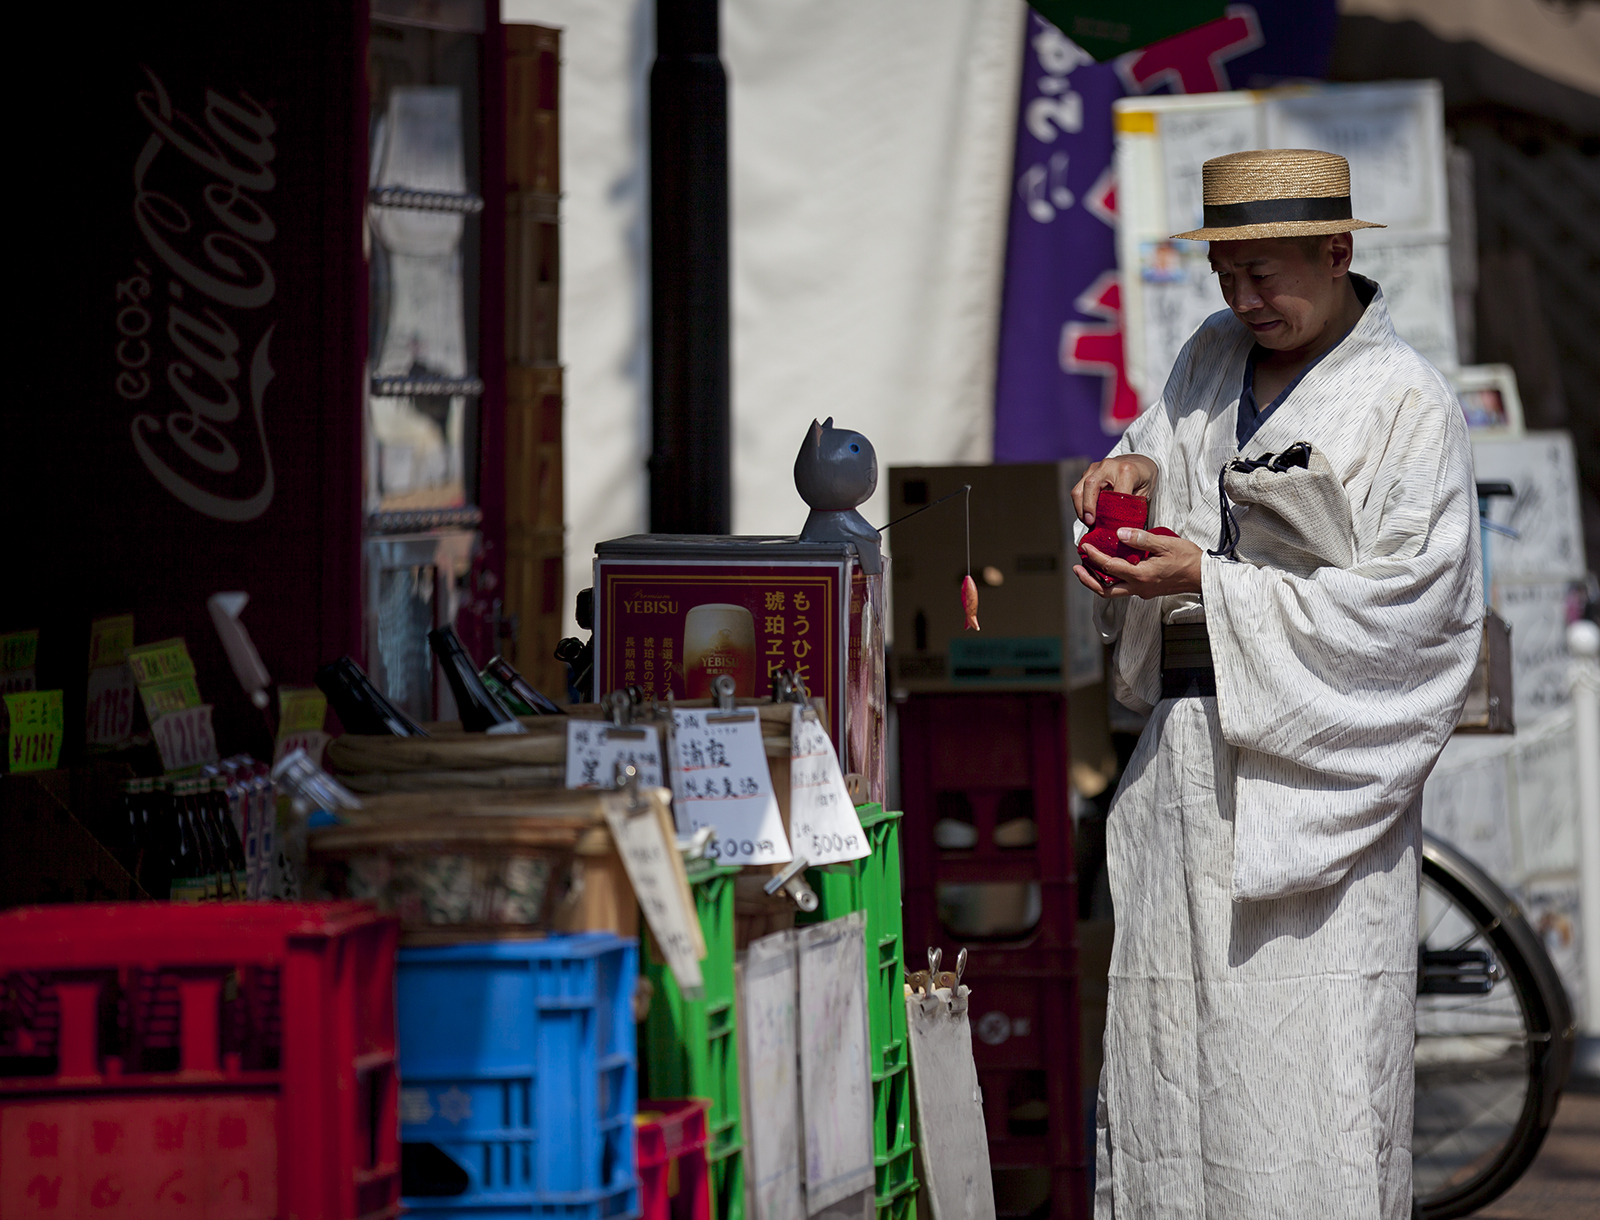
1082 284 1482 1219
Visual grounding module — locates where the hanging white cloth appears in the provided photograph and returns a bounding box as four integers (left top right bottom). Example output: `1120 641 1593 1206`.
1084 283 1482 1219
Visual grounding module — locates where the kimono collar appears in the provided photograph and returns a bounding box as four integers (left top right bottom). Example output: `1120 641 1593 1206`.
1232 274 1395 459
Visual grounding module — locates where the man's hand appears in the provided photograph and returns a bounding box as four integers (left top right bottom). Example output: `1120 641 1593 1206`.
1072 454 1159 526
1075 529 1204 600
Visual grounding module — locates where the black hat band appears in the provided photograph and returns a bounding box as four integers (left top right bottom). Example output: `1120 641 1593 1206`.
1202 195 1352 227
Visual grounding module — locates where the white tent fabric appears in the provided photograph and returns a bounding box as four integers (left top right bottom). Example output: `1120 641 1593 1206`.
502 0 1025 632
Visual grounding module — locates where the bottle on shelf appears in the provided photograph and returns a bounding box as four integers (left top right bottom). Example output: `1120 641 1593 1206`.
120 778 144 882
481 655 564 716
143 778 175 900
168 778 215 903
314 656 431 737
206 775 248 899
428 626 527 734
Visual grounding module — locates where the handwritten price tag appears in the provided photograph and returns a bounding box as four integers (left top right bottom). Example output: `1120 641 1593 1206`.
151 703 220 774
670 709 792 865
5 690 63 773
603 789 706 995
88 614 135 669
0 630 38 673
86 664 139 748
790 706 869 865
565 721 665 789
278 687 328 736
126 637 196 685
274 729 330 768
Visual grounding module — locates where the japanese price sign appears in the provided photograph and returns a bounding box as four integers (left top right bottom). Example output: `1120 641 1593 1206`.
602 787 706 995
669 708 792 865
87 614 135 669
127 638 203 724
85 665 139 748
5 690 64 773
565 721 665 789
275 687 329 766
151 703 220 774
0 629 38 694
789 706 869 865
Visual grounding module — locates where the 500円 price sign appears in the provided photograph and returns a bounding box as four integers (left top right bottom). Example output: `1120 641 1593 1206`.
789 706 869 865
669 708 792 865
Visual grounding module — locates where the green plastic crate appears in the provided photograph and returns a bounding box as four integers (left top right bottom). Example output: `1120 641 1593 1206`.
642 859 744 1220
799 804 916 1203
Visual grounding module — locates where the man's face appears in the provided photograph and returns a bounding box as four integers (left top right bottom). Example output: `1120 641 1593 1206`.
1208 234 1353 352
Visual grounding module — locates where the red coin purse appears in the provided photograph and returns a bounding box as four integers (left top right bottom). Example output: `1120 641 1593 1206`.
1078 491 1178 587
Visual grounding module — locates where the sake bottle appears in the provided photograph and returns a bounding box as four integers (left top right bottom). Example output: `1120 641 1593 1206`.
481 655 564 715
168 779 214 903
207 776 248 900
314 656 431 737
428 626 526 734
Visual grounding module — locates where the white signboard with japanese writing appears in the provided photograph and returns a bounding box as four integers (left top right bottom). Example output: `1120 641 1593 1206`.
670 709 792 865
565 720 665 789
797 913 875 1214
603 789 705 995
789 707 869 866
1115 80 1457 405
741 930 806 1220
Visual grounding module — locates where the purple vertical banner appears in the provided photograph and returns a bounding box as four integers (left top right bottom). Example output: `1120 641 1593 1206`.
992 3 1339 463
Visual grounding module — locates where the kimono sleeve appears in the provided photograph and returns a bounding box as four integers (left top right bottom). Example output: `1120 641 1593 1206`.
1200 378 1483 900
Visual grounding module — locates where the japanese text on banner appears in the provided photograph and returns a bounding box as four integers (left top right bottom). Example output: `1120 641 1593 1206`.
670 709 791 865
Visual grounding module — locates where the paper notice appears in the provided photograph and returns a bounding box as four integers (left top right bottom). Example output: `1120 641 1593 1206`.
5 690 64 773
789 707 869 865
603 787 705 995
87 614 135 670
797 913 874 1213
565 720 665 789
670 709 792 865
741 930 805 1220
85 664 139 748
151 703 220 774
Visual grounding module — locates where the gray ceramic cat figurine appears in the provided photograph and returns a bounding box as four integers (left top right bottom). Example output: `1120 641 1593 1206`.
794 417 881 574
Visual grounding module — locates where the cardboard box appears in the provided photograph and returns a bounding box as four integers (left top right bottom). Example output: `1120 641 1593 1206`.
887 462 1098 692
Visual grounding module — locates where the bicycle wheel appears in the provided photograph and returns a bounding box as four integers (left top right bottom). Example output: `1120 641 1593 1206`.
1412 831 1577 1218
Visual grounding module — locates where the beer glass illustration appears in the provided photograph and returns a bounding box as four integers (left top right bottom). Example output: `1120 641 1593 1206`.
683 603 757 698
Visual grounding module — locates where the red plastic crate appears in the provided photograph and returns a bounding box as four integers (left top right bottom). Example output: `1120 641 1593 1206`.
898 693 1086 1218
636 1098 710 1220
0 902 401 1220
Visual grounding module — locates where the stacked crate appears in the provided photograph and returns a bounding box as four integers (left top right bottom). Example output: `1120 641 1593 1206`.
641 861 744 1220
504 23 567 699
899 695 1086 1220
0 902 400 1219
397 934 639 1219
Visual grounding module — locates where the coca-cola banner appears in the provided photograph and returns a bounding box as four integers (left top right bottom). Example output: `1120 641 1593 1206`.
991 2 1338 462
14 4 368 758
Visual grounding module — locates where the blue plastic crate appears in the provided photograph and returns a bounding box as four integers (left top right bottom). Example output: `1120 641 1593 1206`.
398 933 639 1215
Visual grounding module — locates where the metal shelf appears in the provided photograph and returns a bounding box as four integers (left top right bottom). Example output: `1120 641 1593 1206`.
369 185 485 214
370 375 485 397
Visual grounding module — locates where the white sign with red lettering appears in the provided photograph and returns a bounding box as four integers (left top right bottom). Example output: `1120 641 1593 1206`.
152 703 219 773
274 729 330 769
85 664 139 748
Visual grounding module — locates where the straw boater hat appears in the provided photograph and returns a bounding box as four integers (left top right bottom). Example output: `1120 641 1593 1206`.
1171 148 1386 241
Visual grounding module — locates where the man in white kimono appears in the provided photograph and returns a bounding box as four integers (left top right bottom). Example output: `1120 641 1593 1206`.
1071 149 1482 1219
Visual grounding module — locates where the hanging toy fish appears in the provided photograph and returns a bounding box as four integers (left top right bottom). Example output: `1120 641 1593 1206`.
961 574 980 631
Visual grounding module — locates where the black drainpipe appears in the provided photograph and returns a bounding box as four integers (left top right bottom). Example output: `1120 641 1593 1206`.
648 0 730 534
